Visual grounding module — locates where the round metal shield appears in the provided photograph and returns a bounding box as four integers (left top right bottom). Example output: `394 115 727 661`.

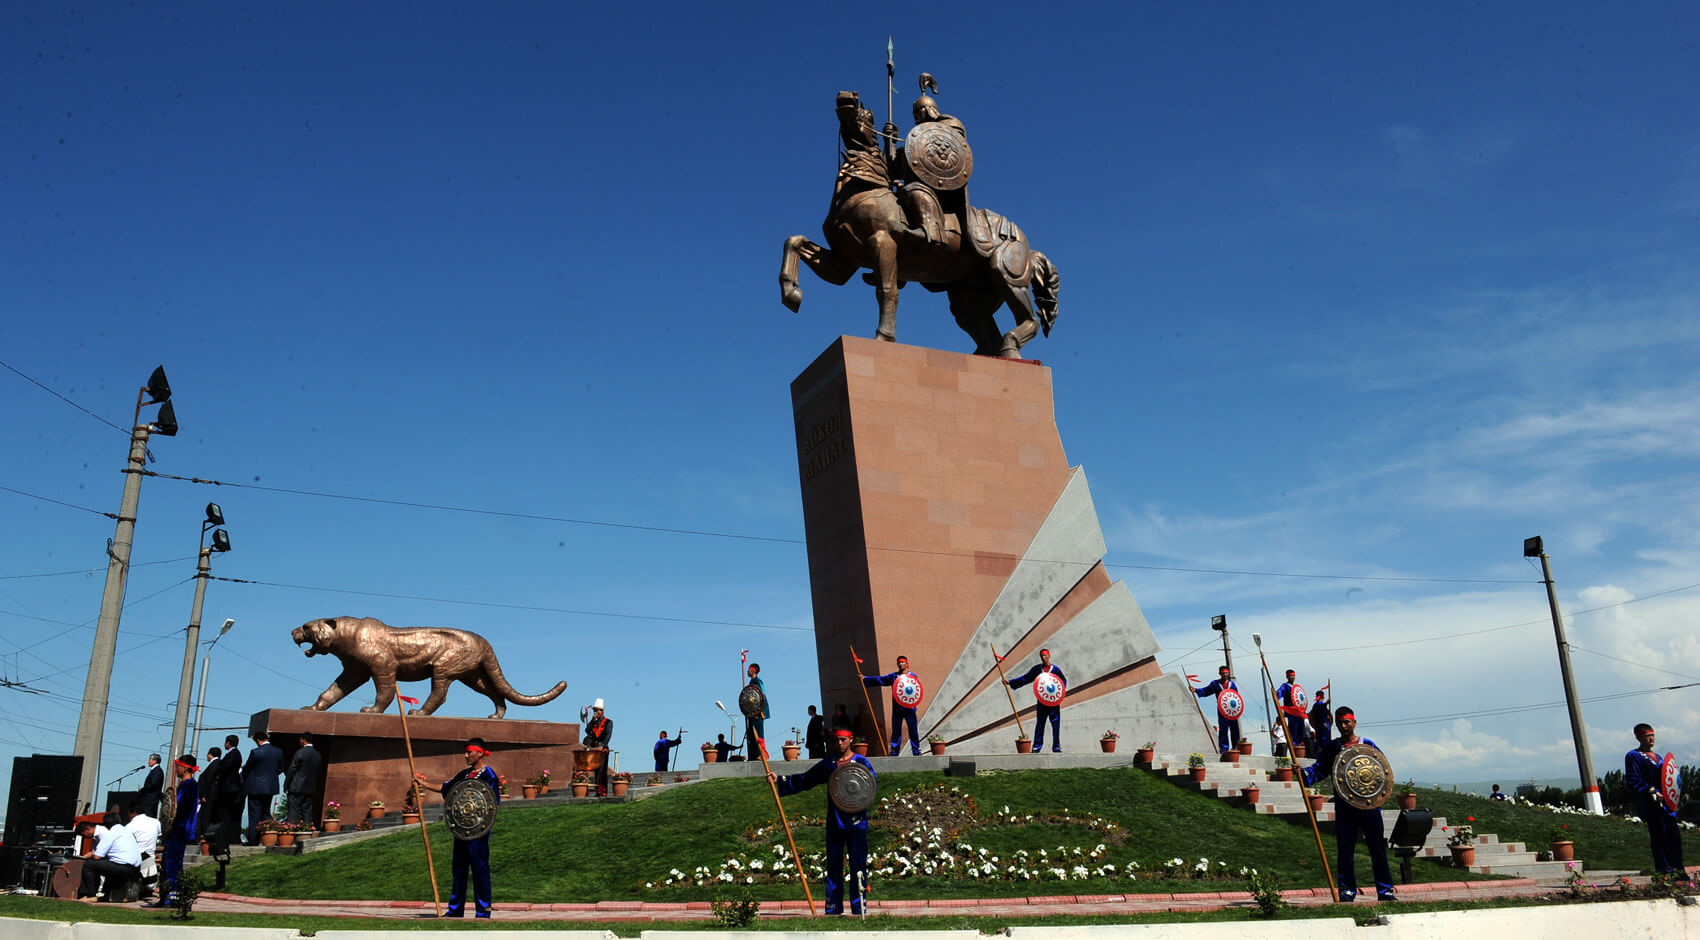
1661 752 1681 814
1218 687 1245 720
892 672 924 709
828 761 878 814
444 777 499 841
904 121 973 191
1335 742 1395 810
1033 671 1067 707
1288 683 1308 710
737 682 767 719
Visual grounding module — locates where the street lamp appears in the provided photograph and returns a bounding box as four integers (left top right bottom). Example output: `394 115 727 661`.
1525 536 1604 814
168 503 232 769
72 366 177 810
190 618 236 757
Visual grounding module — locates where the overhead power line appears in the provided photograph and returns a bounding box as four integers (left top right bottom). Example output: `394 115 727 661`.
0 485 117 519
1 556 198 582
0 359 129 434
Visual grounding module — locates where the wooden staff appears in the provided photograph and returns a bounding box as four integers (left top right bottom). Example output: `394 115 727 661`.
1251 636 1335 902
396 694 443 917
1186 673 1217 743
756 737 817 916
989 644 1026 737
849 645 887 753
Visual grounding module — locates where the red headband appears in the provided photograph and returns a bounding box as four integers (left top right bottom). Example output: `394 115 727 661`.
174 759 197 771
1040 648 1050 656
465 745 489 756
1336 709 1355 720
833 728 854 738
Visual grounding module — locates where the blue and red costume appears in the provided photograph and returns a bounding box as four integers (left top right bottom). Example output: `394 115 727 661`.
1625 748 1686 878
1008 663 1067 752
160 768 198 906
1304 733 1395 901
863 670 922 756
1193 677 1241 754
441 764 500 918
774 749 877 914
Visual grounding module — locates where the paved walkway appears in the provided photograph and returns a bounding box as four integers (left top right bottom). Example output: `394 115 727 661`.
191 877 1581 922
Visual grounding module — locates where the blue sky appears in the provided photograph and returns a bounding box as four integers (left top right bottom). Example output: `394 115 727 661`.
3 3 1697 811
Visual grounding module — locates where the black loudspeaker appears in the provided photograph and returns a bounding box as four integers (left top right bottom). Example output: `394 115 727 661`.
1390 808 1434 847
1 755 83 887
945 758 976 777
103 789 143 816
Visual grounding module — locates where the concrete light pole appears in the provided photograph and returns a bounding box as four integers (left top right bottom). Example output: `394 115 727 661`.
170 506 231 767
191 618 236 757
72 367 176 810
1525 536 1604 814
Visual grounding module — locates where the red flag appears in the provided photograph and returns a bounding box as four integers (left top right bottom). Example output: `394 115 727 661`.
1186 674 1200 683
994 651 1005 662
398 694 420 705
1318 683 1331 693
741 649 750 663
852 652 863 665
756 736 769 760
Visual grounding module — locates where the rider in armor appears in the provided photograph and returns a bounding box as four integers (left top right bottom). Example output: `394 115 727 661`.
884 91 969 251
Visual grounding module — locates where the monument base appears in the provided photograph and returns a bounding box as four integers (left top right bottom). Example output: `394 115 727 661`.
250 709 580 817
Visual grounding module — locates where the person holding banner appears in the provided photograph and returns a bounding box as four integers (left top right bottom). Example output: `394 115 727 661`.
1625 723 1688 880
767 728 877 915
427 738 502 918
863 655 924 756
1008 649 1067 753
1302 707 1396 903
1192 666 1242 755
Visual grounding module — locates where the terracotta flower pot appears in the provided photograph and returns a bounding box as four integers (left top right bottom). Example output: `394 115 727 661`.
539 784 550 795
522 785 540 799
1398 793 1417 811
322 820 341 833
1228 748 1241 764
647 778 662 787
783 746 801 761
1293 744 1307 759
259 831 278 846
1274 767 1295 782
277 833 296 848
1308 794 1328 811
701 747 718 764
1016 739 1033 754
199 842 211 855
1243 788 1261 804
402 813 421 825
852 743 869 756
572 783 589 798
1134 748 1154 763
1239 741 1253 755
1190 766 1207 782
611 781 628 797
1100 739 1117 753
368 807 385 819
930 742 947 756
1550 841 1575 862
1451 845 1476 867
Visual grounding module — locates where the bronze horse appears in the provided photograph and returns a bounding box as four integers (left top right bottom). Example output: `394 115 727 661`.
780 92 1059 358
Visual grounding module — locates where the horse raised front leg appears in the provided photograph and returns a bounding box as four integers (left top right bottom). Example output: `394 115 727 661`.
869 230 899 342
780 235 857 313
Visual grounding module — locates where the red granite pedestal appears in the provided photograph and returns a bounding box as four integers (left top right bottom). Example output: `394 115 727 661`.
250 709 580 818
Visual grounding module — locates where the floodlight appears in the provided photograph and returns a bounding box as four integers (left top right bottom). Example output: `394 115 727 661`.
152 401 178 437
1523 536 1544 558
210 529 231 553
145 366 172 403
204 503 224 527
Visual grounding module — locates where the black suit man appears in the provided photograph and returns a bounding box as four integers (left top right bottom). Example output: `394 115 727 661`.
216 735 243 846
242 731 284 845
284 732 323 826
138 754 165 818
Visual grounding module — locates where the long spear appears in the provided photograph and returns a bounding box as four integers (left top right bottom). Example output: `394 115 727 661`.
1184 672 1218 744
1250 634 1335 902
849 645 887 753
396 694 443 917
885 38 895 135
669 727 684 772
756 737 817 915
989 644 1026 738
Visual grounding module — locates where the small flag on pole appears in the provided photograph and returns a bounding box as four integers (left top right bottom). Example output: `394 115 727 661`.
398 694 420 705
852 651 863 665
756 737 769 760
994 651 1005 662
1186 675 1199 683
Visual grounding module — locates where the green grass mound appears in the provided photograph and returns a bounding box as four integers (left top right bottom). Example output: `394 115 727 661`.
219 769 1692 904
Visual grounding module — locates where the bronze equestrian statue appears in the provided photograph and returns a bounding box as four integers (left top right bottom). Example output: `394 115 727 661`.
780 79 1060 358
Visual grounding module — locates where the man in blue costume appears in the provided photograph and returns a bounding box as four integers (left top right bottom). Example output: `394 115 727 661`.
1192 665 1242 755
1277 669 1314 754
1625 723 1688 880
862 655 923 756
1007 649 1067 752
1302 706 1396 903
653 729 683 773
743 662 770 760
768 728 877 914
424 737 501 918
147 754 198 908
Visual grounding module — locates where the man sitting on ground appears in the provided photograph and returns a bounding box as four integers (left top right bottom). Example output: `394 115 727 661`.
77 814 142 901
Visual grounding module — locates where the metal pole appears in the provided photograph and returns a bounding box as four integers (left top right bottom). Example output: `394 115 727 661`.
71 393 150 809
1538 550 1604 814
190 653 211 758
168 546 212 767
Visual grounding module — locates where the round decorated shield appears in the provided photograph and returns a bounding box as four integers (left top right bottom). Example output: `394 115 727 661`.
892 672 924 709
1660 752 1681 814
1288 683 1308 710
828 760 878 813
444 777 500 841
737 682 767 719
1218 687 1245 720
904 121 973 191
1334 742 1395 810
1033 670 1066 707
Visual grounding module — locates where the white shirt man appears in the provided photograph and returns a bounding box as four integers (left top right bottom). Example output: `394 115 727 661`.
125 810 161 860
79 820 142 899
